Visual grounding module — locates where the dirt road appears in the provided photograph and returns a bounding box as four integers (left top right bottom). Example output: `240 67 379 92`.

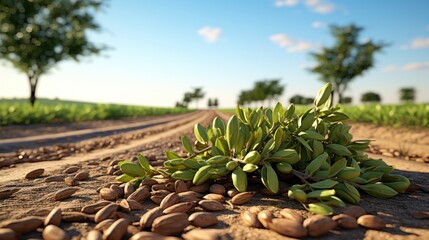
0 110 428 239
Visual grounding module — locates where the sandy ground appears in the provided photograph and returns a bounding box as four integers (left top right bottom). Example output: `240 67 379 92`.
0 111 428 239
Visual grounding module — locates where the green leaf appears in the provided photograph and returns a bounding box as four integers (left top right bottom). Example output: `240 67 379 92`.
226 115 239 150
314 82 332 107
137 153 153 172
296 136 313 152
181 135 194 154
194 123 209 143
115 174 134 182
327 158 347 177
305 152 328 176
261 163 279 193
119 162 147 177
213 117 226 135
166 151 180 160
310 179 339 189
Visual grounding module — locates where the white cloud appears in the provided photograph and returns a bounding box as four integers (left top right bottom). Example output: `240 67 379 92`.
383 65 397 73
311 21 325 29
402 62 429 71
312 3 335 13
275 0 300 7
275 0 335 14
305 0 335 13
270 34 314 53
402 37 429 50
197 27 222 43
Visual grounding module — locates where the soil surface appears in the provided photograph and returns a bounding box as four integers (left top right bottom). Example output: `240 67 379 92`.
0 111 428 240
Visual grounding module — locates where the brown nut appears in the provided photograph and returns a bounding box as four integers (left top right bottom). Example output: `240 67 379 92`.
100 188 118 201
203 193 225 203
241 211 263 228
54 187 78 201
43 225 69 240
140 207 164 229
231 192 256 205
73 171 89 181
279 209 304 223
303 215 337 237
0 216 43 234
0 228 18 240
103 218 130 240
127 186 150 202
209 184 226 195
151 213 189 236
257 210 274 228
342 205 366 218
44 207 62 226
81 201 111 214
25 168 44 179
175 180 188 193
332 214 358 229
160 192 179 209
267 218 308 238
198 200 225 211
357 214 385 230
163 202 194 214
95 203 118 223
189 212 218 228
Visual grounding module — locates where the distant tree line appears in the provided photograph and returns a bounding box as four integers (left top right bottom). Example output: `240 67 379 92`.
237 79 284 107
207 98 219 109
175 87 205 108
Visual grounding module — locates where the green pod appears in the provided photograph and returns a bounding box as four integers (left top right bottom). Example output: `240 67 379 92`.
311 140 324 158
116 174 134 183
119 162 147 177
206 155 229 164
307 189 336 198
336 167 360 180
307 203 334 216
182 159 203 169
360 184 398 198
243 163 259 173
288 189 307 202
310 179 339 189
243 150 262 164
226 161 239 171
171 169 197 181
193 165 213 185
270 149 300 164
321 196 346 207
334 183 361 204
226 115 239 150
276 162 292 174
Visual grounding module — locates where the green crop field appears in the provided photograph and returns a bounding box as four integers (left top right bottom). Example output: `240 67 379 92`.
223 103 429 128
0 98 191 126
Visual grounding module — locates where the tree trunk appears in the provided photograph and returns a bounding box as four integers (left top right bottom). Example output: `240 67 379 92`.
338 91 343 105
28 74 39 107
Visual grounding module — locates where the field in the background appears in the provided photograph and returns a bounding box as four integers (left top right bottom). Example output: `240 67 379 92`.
223 103 429 128
0 98 191 126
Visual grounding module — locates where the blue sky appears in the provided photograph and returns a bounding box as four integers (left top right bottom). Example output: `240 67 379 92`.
1 0 429 107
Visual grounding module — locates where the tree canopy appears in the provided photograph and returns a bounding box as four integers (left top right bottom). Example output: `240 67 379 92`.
399 88 415 102
0 0 106 105
237 79 284 107
361 92 381 103
309 24 385 105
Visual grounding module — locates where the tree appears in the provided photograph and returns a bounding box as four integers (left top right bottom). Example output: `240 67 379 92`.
289 95 305 105
361 92 381 103
207 98 213 108
238 90 253 106
399 88 415 102
0 0 106 106
183 92 193 108
265 79 284 107
191 87 205 108
213 98 219 108
340 96 352 104
309 24 385 105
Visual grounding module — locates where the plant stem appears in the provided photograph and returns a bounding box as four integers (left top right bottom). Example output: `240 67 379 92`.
186 146 212 159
